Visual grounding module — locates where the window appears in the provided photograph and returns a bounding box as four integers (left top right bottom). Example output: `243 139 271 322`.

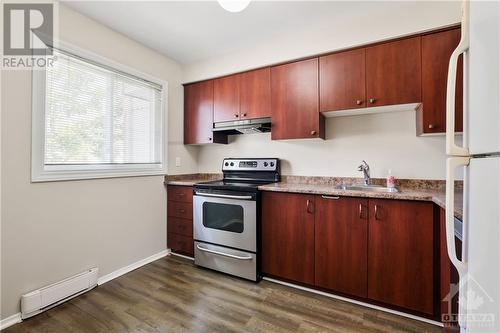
32 47 166 181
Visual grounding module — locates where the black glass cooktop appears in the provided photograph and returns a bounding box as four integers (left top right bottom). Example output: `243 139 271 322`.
194 179 274 192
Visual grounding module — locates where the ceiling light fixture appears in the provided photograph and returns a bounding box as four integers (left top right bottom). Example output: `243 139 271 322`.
217 0 251 13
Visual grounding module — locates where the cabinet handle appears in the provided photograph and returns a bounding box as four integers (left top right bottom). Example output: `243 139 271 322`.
242 113 247 117
235 114 239 118
369 98 376 104
374 205 380 220
208 137 212 141
428 124 437 129
359 203 362 219
321 195 339 200
356 100 363 105
306 199 313 213
179 209 186 213
310 130 317 136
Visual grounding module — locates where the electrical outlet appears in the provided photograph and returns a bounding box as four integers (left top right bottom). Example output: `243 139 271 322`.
175 157 181 167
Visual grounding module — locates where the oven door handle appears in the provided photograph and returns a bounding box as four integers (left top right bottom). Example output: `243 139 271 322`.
194 192 253 200
196 244 253 260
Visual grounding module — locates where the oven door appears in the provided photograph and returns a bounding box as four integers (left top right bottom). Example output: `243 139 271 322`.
193 192 256 252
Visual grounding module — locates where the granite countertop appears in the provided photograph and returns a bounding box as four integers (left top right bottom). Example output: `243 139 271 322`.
165 173 222 186
165 174 463 220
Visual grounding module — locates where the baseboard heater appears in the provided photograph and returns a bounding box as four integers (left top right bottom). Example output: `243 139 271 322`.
20 268 98 319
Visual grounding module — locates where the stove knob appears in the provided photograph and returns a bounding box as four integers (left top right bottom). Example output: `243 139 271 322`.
264 162 268 167
224 162 229 166
230 162 234 166
270 162 275 167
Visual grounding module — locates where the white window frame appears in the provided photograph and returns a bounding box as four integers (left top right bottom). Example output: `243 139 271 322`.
31 40 168 182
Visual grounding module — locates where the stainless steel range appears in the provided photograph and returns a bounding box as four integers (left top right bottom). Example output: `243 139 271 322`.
193 158 280 281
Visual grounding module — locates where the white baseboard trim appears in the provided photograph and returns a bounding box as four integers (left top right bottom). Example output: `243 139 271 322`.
262 277 444 328
0 313 22 331
97 249 170 285
169 252 194 261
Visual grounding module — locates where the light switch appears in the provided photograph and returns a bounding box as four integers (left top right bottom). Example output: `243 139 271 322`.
175 157 181 167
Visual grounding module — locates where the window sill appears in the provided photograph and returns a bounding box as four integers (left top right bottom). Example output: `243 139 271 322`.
31 168 167 183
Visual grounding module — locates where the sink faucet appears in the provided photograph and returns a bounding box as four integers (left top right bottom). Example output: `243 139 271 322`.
358 160 371 186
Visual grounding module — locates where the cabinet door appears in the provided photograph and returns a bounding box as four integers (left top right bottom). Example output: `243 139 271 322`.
366 37 422 107
420 28 463 134
184 81 227 144
214 74 240 122
320 48 366 111
262 192 315 285
315 196 368 298
271 58 324 140
240 67 271 119
368 199 435 315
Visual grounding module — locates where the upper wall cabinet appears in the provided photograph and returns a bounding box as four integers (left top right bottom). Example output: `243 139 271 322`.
240 67 271 120
419 28 463 134
365 37 422 107
214 75 240 122
214 68 272 122
271 58 325 140
184 26 461 143
184 81 227 145
320 48 366 112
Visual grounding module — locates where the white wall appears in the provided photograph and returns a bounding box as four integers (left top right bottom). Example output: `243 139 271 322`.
184 1 462 180
0 4 193 319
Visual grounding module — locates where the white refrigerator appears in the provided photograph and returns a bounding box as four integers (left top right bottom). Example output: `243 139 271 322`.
445 1 500 332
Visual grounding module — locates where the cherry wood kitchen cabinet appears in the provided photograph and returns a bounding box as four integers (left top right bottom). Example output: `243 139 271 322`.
184 81 227 145
365 37 422 107
315 196 368 298
214 75 240 122
240 67 271 119
214 68 271 122
167 185 194 256
261 191 315 285
367 199 435 315
271 58 325 140
440 208 461 327
319 48 366 112
419 28 463 134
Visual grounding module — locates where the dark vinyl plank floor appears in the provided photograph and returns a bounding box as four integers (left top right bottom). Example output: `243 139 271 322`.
3 255 444 333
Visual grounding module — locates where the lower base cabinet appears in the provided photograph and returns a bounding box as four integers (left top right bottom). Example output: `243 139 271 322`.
315 196 368 298
167 185 194 257
367 199 435 315
261 192 315 285
261 192 436 316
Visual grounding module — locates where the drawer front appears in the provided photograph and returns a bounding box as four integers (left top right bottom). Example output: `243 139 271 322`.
167 186 193 204
194 241 257 281
167 217 193 237
168 201 193 220
168 233 193 256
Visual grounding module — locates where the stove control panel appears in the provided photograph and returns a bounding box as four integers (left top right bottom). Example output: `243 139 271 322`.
222 158 279 171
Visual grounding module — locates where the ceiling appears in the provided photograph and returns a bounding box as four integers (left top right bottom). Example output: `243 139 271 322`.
63 1 460 65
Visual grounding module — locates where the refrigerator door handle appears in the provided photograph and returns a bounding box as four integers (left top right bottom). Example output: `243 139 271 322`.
446 157 469 280
446 0 470 157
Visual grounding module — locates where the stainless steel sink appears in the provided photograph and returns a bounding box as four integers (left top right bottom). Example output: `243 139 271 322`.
335 185 399 193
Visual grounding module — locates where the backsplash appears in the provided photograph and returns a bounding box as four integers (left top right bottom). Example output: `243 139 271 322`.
195 112 450 180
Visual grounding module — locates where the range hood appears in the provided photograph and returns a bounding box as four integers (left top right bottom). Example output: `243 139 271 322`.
213 117 271 135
